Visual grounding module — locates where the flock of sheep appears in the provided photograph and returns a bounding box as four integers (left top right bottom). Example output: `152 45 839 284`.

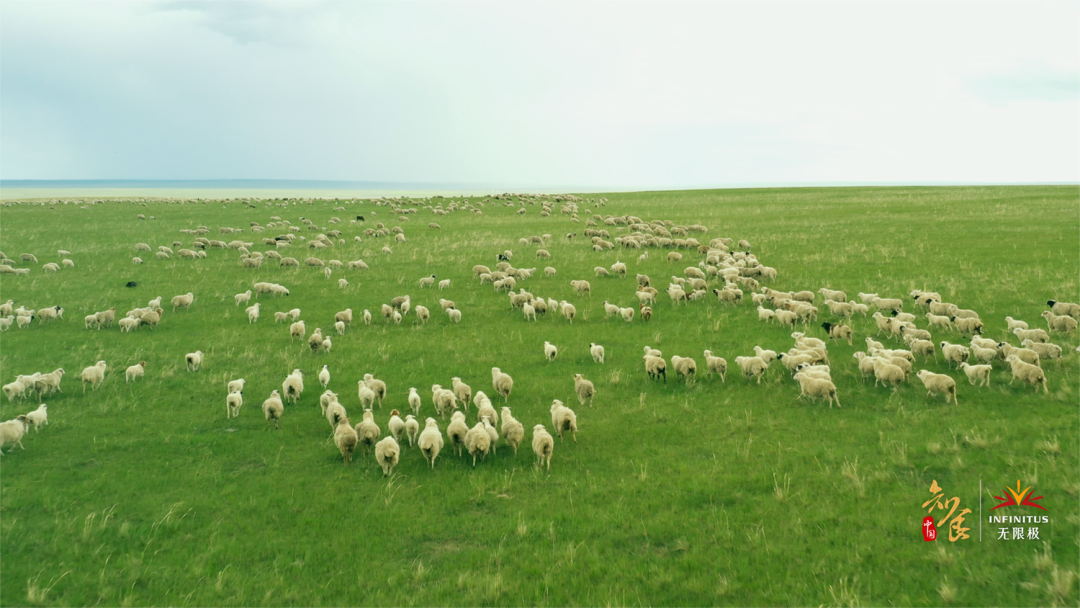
1 192 1076 477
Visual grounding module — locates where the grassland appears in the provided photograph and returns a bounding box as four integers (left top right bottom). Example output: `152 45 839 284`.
0 185 1077 607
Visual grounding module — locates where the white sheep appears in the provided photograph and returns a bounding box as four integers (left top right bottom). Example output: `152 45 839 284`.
263 390 284 429
318 364 330 389
418 274 436 288
1042 310 1078 335
1005 316 1028 331
438 279 451 290
574 374 595 406
958 362 992 387
482 415 500 455
501 407 525 454
290 320 307 341
81 361 108 393
446 308 462 323
447 411 469 456
355 409 381 456
185 350 203 371
387 409 406 444
332 416 359 466
939 342 970 368
871 358 906 388
1005 355 1048 393
544 341 558 361
753 346 778 365
358 382 377 410
451 377 472 407
793 374 841 408
532 424 554 470
1021 339 1062 363
644 355 668 382
915 370 958 404
363 374 387 407
550 399 578 443
374 436 400 476
25 403 48 431
1047 299 1080 318
408 387 422 415
282 369 304 403
464 422 492 467
171 292 195 312
559 301 576 323
246 303 260 324
235 290 252 306
0 415 30 453
125 361 146 383
415 305 430 325
670 356 697 384
590 343 605 363
334 321 346 336
226 390 243 419
491 367 513 402
418 417 444 468
405 414 420 447
363 309 372 325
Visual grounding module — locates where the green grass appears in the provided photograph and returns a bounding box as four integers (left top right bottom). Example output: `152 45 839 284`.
1 185 1077 607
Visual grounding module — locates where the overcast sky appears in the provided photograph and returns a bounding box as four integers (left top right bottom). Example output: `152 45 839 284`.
2 1 1077 188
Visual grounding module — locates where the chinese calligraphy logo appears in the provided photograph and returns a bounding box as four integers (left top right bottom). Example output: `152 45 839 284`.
921 480 971 542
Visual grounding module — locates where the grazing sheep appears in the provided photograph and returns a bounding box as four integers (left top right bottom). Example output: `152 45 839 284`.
119 317 140 332
334 308 353 325
419 274 436 288
570 280 592 296
0 416 30 453
491 367 514 401
644 354 668 382
544 341 558 361
125 361 146 383
501 407 525 454
670 356 697 384
438 279 451 290
446 308 462 323
450 377 471 407
1042 310 1078 335
289 320 307 342
958 362 992 387
559 301 576 323
550 400 578 443
133 257 143 264
318 364 330 389
185 350 203 371
363 374 387 407
447 411 469 456
355 409 381 456
235 290 253 306
1005 355 1048 393
363 309 372 325
246 303 261 324
821 322 854 346
333 416 358 465
308 327 325 352
405 414 420 447
418 417 444 468
939 342 970 368
700 350 727 382
374 436 400 476
619 307 635 322
574 374 595 406
171 292 195 312
226 390 243 419
262 390 284 429
415 305 430 325
439 298 456 310
915 370 958 404
464 422 492 466
81 361 108 393
25 403 48 432
590 343 605 363
282 369 304 404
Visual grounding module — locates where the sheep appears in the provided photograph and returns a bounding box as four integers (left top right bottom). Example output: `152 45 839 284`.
416 417 444 468
1021 340 1062 363
243 302 260 324
270 284 291 297
80 361 108 393
872 297 903 313
263 390 284 429
819 288 847 302
484 367 513 403
374 436 400 476
793 374 841 408
915 370 958 404
938 342 970 368
871 358 906 388
25 403 48 432
235 290 253 306
125 361 146 383
1042 310 1078 335
1013 327 1049 344
290 320 307 342
363 374 387 407
329 415 358 465
318 364 331 389
226 377 246 396
355 409 381 456
446 308 462 323
644 355 667 382
1005 355 1048 393
590 343 605 363
94 308 117 328
464 422 492 466
225 390 244 419
500 407 525 454
898 325 931 342
447 411 469 456
544 341 558 361
967 343 997 365
171 292 195 312
185 350 204 372
1047 300 1080 319
694 350 727 382
450 377 472 408
670 356 697 384
532 424 554 470
118 316 140 332
385 410 406 444
481 415 500 454
559 301 576 323
36 306 64 322
419 274 436 288
282 369 304 404
619 307 635 322
363 309 372 325
820 321 854 346
19 253 38 263
407 387 422 415
774 310 797 328
958 362 992 387
603 301 620 318
570 280 591 296
891 311 917 323
953 317 984 336
550 399 578 443
574 374 596 406
402 414 420 447
904 337 936 360
752 346 778 365
308 327 325 352
0 415 30 453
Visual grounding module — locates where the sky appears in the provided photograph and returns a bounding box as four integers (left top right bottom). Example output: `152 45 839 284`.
2 1 1078 189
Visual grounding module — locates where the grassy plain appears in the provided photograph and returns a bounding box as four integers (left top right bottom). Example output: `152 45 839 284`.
0 185 1077 607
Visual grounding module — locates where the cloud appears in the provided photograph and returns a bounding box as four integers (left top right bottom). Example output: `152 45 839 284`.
968 62 1080 103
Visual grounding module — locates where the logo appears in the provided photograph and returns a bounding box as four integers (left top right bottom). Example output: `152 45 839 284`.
921 480 971 542
922 516 937 541
991 480 1046 511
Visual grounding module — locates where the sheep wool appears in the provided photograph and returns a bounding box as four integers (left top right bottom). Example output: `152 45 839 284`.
590 343 605 363
333 416 358 465
404 414 420 447
374 436 400 476
185 350 204 372
263 390 284 429
447 411 469 456
0 415 30 453
573 374 595 407
226 391 243 419
550 400 578 443
544 341 558 361
500 407 525 454
464 422 491 467
915 370 958 405
355 409 381 456
125 362 146 383
532 424 554 470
